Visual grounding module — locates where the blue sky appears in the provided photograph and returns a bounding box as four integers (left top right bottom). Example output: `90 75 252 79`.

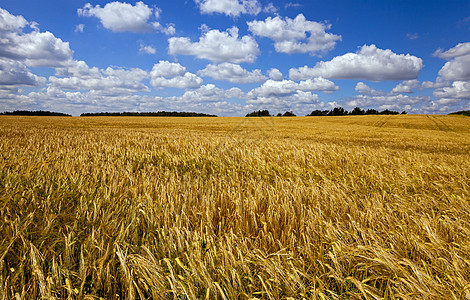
0 0 469 116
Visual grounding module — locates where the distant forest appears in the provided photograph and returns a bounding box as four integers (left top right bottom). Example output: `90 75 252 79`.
450 110 470 116
1 109 469 118
246 107 405 117
80 111 217 117
0 110 71 116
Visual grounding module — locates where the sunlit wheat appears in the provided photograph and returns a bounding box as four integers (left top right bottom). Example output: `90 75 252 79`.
0 115 469 299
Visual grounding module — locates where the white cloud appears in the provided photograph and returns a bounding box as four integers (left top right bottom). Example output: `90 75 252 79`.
50 60 150 95
345 94 430 111
434 42 470 59
0 90 39 112
152 22 176 35
150 61 186 77
248 78 338 99
433 43 470 108
391 80 420 94
297 77 339 93
246 89 324 117
0 8 28 32
150 72 203 89
0 58 46 86
268 68 283 81
194 0 261 17
247 90 319 105
421 78 448 89
289 44 423 81
139 44 156 55
75 24 85 33
7 31 73 67
355 82 384 96
247 14 341 56
406 33 418 40
78 1 161 33
176 84 244 102
263 3 277 13
433 81 470 105
0 8 73 67
162 24 176 35
438 53 470 81
149 61 202 89
198 63 267 83
168 27 259 63
284 2 302 9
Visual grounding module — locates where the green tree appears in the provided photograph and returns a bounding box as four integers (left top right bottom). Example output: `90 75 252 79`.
282 111 296 116
350 107 365 115
245 110 271 117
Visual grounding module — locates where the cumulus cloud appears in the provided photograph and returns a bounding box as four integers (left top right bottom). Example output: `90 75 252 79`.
345 94 430 111
391 80 420 94
433 42 470 109
50 60 150 95
248 78 338 99
150 61 186 77
168 27 259 63
355 82 384 96
162 24 176 35
176 84 244 102
78 1 162 33
438 53 470 81
0 58 46 86
434 42 470 59
246 89 324 117
6 31 73 67
433 81 470 105
194 0 261 17
421 79 448 89
198 63 267 83
150 73 203 89
247 14 341 56
268 68 283 81
0 89 39 112
150 61 202 89
263 3 277 13
0 8 73 67
289 44 423 81
0 8 28 32
247 90 319 105
139 44 156 55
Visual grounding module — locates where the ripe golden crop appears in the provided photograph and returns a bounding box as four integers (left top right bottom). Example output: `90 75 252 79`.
1 115 469 299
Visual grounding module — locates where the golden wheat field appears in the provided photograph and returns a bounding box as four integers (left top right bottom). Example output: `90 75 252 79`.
1 114 470 299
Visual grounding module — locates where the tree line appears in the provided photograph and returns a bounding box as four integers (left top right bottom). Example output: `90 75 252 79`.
246 107 407 117
2 109 469 118
450 110 470 116
0 110 71 116
80 111 217 117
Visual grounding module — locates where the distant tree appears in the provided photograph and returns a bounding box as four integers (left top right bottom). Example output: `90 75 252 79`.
449 110 470 116
401 110 407 115
282 111 296 117
307 110 326 116
379 109 399 115
365 109 379 115
0 110 71 116
329 107 347 116
81 111 217 117
277 113 282 117
350 107 365 115
245 110 270 117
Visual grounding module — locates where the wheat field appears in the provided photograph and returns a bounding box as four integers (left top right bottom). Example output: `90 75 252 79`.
0 115 469 299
